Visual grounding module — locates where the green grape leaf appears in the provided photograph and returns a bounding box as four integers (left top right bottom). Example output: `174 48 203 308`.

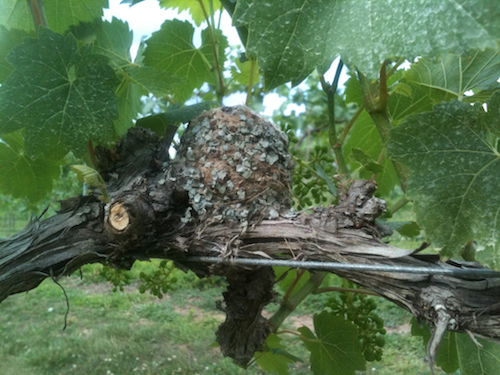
344 73 363 107
273 267 310 296
383 221 421 238
411 318 500 374
233 0 500 89
45 0 108 34
299 311 365 375
0 26 34 83
0 28 119 159
123 66 182 98
0 0 107 33
115 81 145 135
70 20 180 133
70 165 105 188
390 82 413 98
94 17 133 67
388 100 500 267
70 18 133 67
143 20 228 101
159 0 221 26
0 134 60 202
404 49 500 102
483 91 500 138
350 148 384 174
388 83 435 125
136 102 217 136
315 166 337 195
343 111 399 196
0 0 33 31
231 58 259 86
255 334 297 375
456 333 500 375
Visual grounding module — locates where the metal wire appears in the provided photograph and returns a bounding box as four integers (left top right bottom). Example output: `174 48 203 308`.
184 256 500 278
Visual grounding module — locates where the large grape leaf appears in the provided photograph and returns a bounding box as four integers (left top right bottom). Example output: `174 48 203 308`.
70 19 180 134
388 98 500 267
114 81 145 135
0 0 32 31
0 0 107 33
93 17 133 67
411 319 500 375
233 0 500 89
344 73 363 107
0 28 119 159
298 311 365 375
404 49 500 102
123 66 181 98
388 83 435 125
456 333 500 375
231 58 260 86
0 26 34 83
343 111 399 196
143 19 228 101
0 132 60 202
255 334 298 375
159 0 221 26
69 18 133 67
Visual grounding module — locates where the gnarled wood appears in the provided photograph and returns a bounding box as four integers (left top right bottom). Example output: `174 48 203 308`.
1 106 500 367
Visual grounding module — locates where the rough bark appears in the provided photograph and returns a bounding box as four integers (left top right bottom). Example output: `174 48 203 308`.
1 106 500 367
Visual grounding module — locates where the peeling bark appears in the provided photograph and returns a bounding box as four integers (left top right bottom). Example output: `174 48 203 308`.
1 106 500 367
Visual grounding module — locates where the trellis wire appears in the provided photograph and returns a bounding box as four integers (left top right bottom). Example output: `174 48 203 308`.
185 257 500 278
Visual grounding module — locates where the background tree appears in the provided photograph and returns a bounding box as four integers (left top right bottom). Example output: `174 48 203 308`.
1 0 500 374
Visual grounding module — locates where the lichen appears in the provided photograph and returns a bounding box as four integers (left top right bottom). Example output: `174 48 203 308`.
171 105 293 224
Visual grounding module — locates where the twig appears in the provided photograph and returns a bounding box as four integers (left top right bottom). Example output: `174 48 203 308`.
198 0 225 101
319 60 348 176
49 269 70 331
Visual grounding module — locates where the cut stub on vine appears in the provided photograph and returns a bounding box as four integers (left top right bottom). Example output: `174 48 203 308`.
106 201 130 233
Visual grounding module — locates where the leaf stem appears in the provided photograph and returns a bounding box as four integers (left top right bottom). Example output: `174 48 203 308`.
28 0 48 28
276 329 317 342
358 68 409 191
283 269 305 304
245 59 257 106
386 57 406 79
338 104 364 144
387 196 410 214
198 0 225 102
319 60 348 177
269 272 324 332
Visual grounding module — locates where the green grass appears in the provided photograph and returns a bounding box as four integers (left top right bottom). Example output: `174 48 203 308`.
0 274 253 375
0 217 30 238
0 261 452 375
